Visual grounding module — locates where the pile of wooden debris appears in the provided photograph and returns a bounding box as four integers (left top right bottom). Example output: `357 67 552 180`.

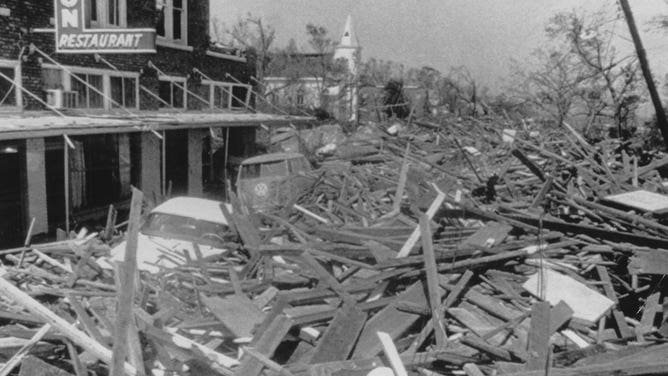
1 116 668 376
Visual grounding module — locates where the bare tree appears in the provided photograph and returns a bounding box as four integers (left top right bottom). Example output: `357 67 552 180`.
302 24 348 102
510 48 591 126
547 9 642 137
213 14 276 94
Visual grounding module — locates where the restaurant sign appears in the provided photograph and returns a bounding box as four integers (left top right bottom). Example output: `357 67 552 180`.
54 0 156 53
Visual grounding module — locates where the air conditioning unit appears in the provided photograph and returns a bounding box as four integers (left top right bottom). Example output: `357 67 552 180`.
46 89 78 109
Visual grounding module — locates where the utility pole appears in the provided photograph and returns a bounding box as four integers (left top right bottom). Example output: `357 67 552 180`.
618 0 668 150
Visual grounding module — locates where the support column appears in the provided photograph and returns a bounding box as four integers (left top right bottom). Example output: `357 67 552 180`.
140 132 162 201
187 129 205 197
25 138 48 235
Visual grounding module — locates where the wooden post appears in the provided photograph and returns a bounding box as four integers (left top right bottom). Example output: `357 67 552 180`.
64 136 70 234
110 188 143 376
618 0 668 150
419 215 447 347
161 131 166 197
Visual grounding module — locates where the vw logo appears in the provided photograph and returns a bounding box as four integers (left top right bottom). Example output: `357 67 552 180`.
254 183 269 197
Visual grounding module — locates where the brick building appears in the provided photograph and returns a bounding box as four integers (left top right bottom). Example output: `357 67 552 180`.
0 0 307 247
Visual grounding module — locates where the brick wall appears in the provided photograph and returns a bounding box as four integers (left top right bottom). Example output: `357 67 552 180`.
0 0 254 110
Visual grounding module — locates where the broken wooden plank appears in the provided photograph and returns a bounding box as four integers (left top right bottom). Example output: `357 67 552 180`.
201 294 266 339
596 265 633 339
397 185 446 257
420 215 448 347
628 250 668 275
308 304 366 364
234 314 293 376
461 222 513 249
352 281 434 359
18 356 73 376
110 187 143 376
377 332 408 376
525 302 550 371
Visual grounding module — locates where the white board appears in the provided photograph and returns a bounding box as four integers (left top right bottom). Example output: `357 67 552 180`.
522 268 614 323
604 190 668 214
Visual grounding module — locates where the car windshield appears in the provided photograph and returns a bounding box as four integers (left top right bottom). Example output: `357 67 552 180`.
141 212 234 247
240 160 288 179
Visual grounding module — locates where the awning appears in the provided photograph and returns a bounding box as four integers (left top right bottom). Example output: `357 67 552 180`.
0 111 312 140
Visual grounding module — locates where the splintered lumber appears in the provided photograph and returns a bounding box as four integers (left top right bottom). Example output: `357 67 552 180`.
235 314 293 376
243 347 297 376
596 265 633 339
523 268 614 323
308 304 366 364
377 332 408 376
0 271 137 375
628 249 668 275
639 292 661 334
110 187 143 376
201 294 265 339
463 363 486 376
462 222 513 249
0 324 51 376
420 215 448 346
549 301 574 334
352 281 434 359
18 356 74 376
397 185 446 257
525 302 550 371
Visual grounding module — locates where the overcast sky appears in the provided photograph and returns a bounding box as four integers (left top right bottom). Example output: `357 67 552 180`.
210 0 668 92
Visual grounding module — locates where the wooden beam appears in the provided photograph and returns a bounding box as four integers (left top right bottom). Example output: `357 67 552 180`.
308 304 366 364
234 314 293 376
420 215 448 346
110 188 143 376
525 302 551 371
397 185 446 257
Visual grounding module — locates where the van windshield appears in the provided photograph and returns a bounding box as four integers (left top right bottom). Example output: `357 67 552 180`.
240 160 288 179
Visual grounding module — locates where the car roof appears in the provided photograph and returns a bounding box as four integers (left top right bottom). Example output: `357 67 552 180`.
240 152 306 165
151 197 232 225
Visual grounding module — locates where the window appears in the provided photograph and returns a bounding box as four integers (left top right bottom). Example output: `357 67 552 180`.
231 85 250 110
213 85 231 109
71 73 104 109
159 77 186 108
86 0 126 27
43 65 139 110
203 80 252 110
0 67 16 107
158 0 188 44
0 61 21 109
110 76 137 108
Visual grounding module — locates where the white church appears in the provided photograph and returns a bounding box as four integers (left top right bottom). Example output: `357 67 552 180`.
263 16 361 121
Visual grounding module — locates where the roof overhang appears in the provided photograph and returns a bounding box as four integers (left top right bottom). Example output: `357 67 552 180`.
0 111 313 140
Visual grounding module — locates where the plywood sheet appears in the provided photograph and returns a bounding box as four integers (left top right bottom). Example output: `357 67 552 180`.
522 268 614 323
604 190 668 214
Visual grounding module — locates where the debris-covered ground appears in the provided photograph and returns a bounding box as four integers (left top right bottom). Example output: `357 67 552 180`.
2 115 668 376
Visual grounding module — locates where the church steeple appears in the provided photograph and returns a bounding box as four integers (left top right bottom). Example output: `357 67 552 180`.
334 15 361 75
332 15 362 122
339 14 359 48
